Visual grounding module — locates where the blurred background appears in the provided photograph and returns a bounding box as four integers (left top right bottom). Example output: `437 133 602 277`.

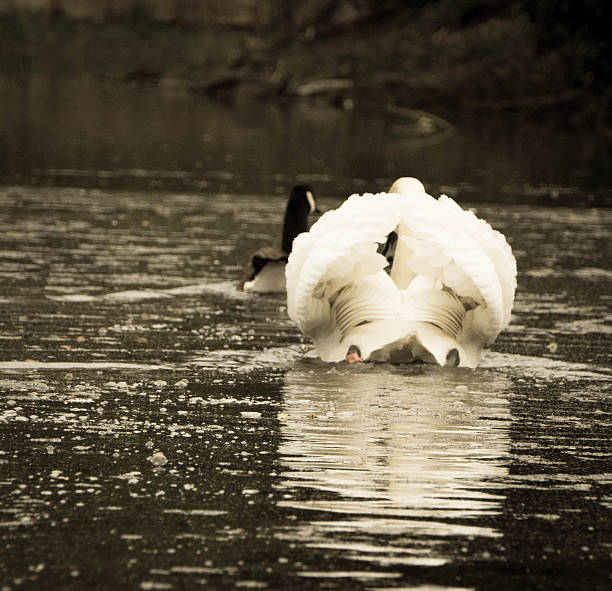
1 0 611 205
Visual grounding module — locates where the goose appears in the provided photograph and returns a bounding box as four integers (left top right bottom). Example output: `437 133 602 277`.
239 185 319 292
286 177 517 368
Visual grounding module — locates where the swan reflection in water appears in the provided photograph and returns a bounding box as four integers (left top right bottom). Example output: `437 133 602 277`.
276 363 512 573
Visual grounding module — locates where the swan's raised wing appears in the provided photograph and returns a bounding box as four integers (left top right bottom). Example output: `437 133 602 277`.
438 195 516 329
392 193 517 343
286 193 405 357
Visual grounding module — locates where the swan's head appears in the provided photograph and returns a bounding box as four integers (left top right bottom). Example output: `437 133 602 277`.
388 177 426 196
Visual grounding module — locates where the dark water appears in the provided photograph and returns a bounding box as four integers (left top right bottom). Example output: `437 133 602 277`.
0 79 611 590
1 76 611 206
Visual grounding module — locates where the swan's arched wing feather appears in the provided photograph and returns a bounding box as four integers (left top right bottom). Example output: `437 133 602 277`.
308 193 402 239
333 272 400 336
437 196 517 327
287 193 405 350
392 195 517 341
286 180 517 365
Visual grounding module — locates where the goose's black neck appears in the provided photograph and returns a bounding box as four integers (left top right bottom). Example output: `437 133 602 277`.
281 185 314 254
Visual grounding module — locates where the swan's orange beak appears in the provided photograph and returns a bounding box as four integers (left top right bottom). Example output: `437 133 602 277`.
346 345 362 363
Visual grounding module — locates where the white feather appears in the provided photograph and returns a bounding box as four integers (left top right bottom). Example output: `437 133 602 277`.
286 178 517 368
243 261 286 292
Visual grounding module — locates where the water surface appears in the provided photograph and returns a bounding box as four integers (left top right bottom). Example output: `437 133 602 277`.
1 76 611 206
0 78 611 590
0 184 610 590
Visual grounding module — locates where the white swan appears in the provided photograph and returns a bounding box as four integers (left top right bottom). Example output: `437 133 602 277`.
239 185 319 292
286 177 517 367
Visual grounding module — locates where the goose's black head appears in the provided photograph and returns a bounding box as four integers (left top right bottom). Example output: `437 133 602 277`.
281 184 319 254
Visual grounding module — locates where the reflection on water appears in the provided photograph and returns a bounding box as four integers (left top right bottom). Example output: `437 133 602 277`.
274 357 610 588
1 76 611 205
277 365 511 575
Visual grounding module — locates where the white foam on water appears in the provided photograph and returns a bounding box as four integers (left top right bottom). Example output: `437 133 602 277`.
47 281 250 303
0 361 170 371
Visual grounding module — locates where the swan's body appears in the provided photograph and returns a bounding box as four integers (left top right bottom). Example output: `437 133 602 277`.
240 185 318 292
286 178 516 368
